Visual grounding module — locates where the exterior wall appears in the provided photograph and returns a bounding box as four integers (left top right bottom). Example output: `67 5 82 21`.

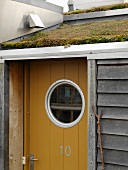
0 42 128 170
73 0 128 10
0 0 63 43
13 0 62 13
96 59 128 169
0 63 9 170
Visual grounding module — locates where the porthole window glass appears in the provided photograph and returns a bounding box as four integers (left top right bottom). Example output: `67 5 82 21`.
45 80 85 128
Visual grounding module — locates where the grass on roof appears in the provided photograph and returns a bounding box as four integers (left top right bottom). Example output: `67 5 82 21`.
27 19 128 40
64 2 128 15
2 18 128 49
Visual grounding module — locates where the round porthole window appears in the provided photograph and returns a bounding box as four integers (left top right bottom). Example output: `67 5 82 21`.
45 80 85 128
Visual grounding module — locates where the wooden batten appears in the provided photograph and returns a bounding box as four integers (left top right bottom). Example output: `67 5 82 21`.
9 62 23 170
24 62 30 170
88 60 97 170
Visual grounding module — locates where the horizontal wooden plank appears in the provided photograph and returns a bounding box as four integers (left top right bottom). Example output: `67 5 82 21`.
97 149 128 166
97 65 128 79
97 163 128 170
97 80 128 93
98 107 128 120
98 94 128 107
97 134 128 151
100 119 128 136
97 59 128 65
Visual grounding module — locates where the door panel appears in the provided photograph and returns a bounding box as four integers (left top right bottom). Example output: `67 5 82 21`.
64 60 79 170
30 62 39 169
24 62 30 170
79 60 88 169
50 61 64 170
37 61 51 170
24 59 88 170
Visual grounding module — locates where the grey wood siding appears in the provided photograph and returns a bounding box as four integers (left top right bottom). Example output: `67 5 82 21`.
98 107 128 120
97 149 128 166
97 59 128 65
97 163 128 170
98 65 128 79
97 134 128 151
97 60 128 169
97 80 128 93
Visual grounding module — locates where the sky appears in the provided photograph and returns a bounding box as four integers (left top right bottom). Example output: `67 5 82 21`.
46 0 69 12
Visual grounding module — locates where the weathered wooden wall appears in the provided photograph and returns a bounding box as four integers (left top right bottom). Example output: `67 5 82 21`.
97 59 128 170
9 62 23 170
0 62 9 170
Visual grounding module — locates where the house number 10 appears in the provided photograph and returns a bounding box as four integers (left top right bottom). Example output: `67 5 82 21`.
60 146 72 156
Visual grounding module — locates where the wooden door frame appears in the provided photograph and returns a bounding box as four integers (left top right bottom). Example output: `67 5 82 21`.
8 59 97 170
9 61 24 170
0 61 9 170
9 61 30 170
88 60 97 170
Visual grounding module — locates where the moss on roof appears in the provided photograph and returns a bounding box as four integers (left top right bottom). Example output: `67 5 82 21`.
64 3 128 15
2 18 128 49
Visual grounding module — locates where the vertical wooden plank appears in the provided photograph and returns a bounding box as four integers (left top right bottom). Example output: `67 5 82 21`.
0 62 9 170
9 62 23 170
37 61 51 170
88 60 97 170
18 63 23 170
24 62 30 170
0 63 4 170
64 59 79 170
30 61 38 169
4 62 9 170
79 59 88 170
50 60 64 170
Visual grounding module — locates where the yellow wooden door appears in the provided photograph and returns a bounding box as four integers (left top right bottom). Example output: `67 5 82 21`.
24 59 88 170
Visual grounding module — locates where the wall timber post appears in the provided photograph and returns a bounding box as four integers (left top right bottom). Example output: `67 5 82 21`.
9 62 23 170
88 59 97 170
0 62 9 170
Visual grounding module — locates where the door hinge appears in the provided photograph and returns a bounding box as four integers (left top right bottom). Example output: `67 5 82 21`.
22 156 26 165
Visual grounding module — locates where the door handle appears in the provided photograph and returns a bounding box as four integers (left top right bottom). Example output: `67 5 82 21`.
30 154 38 170
30 158 38 161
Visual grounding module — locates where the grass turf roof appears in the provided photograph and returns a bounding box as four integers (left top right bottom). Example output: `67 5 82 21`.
64 2 128 15
1 18 128 49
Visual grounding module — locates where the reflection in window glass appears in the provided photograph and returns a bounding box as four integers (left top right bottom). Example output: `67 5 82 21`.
50 84 82 123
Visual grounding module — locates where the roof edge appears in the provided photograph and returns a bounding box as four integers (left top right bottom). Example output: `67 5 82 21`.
0 42 128 61
64 8 128 21
12 0 63 14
